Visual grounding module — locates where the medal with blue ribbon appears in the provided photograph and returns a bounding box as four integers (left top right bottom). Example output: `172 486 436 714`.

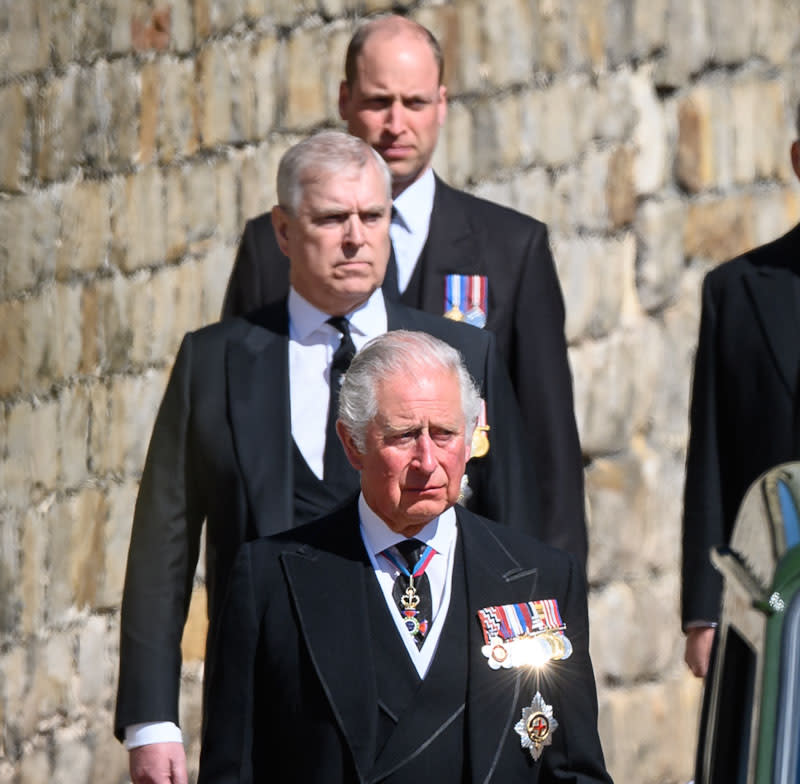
444 275 488 327
383 544 436 640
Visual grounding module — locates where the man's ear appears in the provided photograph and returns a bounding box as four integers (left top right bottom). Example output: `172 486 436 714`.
336 420 364 471
437 84 448 127
464 426 473 464
271 205 291 258
792 141 800 182
338 81 351 122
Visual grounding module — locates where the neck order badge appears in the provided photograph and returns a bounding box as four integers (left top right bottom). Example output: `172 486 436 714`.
383 540 435 648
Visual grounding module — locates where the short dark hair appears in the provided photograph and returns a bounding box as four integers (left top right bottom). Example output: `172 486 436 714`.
344 15 444 87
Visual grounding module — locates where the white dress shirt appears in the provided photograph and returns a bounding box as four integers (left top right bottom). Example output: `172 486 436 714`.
358 494 458 678
126 287 390 749
289 287 388 478
390 167 436 293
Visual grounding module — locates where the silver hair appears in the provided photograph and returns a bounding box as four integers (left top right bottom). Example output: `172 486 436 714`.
338 330 482 452
276 130 392 213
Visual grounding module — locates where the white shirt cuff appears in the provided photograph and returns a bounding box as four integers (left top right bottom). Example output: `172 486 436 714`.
125 721 183 750
684 620 718 631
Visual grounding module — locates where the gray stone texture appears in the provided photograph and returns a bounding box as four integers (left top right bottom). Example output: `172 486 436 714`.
2 3 799 784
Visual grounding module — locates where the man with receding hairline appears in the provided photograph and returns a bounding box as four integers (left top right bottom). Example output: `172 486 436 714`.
222 14 588 568
197 330 612 784
115 130 539 784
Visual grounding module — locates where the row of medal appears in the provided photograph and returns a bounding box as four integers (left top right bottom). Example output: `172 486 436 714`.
477 599 573 761
477 598 573 670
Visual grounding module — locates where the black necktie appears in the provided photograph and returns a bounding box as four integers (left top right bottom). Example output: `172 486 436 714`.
391 538 434 649
381 208 400 302
323 317 358 492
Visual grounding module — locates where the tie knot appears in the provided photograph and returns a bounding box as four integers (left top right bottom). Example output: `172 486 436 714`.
326 316 351 337
327 316 355 372
394 537 425 567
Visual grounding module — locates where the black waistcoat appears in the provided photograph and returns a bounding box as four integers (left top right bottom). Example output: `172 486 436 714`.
291 441 359 527
365 539 469 783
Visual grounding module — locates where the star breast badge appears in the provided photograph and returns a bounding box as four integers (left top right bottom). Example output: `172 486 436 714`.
514 691 558 761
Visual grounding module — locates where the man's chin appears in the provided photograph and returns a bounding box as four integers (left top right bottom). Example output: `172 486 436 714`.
385 161 425 190
326 280 379 306
400 494 451 520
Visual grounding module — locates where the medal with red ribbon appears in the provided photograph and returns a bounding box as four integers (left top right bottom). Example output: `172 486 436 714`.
444 274 488 328
382 544 436 643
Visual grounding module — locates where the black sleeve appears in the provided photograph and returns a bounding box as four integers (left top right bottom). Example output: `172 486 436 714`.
221 214 290 319
511 222 587 568
198 543 264 784
537 553 614 782
682 274 725 626
115 334 204 738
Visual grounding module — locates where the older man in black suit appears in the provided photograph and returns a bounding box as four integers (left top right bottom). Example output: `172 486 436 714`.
222 14 587 567
115 131 540 783
198 331 612 784
682 109 800 678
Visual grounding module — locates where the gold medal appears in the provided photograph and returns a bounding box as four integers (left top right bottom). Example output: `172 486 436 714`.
444 305 465 322
469 400 490 459
543 631 564 660
471 425 490 458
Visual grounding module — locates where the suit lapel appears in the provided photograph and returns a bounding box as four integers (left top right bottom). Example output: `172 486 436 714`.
281 509 378 780
227 302 294 537
459 512 541 784
385 300 421 331
743 263 800 396
416 177 485 316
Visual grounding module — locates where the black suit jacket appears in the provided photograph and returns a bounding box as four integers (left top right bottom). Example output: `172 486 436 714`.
198 504 611 784
222 175 587 565
682 223 800 626
114 298 540 738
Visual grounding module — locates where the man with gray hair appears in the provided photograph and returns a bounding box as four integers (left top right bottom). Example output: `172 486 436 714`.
221 14 588 569
115 131 539 783
198 330 612 784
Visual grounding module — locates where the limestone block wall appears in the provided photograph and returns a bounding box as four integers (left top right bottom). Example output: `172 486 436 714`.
1 1 798 782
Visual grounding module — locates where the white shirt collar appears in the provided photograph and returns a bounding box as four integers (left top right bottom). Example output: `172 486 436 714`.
358 492 457 558
287 286 388 343
392 167 436 238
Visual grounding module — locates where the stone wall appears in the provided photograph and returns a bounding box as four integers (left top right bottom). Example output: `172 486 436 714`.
1 1 799 782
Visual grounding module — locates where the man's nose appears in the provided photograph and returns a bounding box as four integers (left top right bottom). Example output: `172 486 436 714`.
411 433 436 472
384 100 405 134
343 214 365 244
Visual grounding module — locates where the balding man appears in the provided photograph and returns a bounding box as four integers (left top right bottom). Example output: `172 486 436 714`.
198 331 612 784
115 131 539 783
222 15 588 567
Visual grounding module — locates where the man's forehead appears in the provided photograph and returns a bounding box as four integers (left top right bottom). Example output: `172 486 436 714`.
302 188 386 210
354 80 439 99
373 369 463 414
377 408 465 429
355 30 440 79
298 165 387 209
